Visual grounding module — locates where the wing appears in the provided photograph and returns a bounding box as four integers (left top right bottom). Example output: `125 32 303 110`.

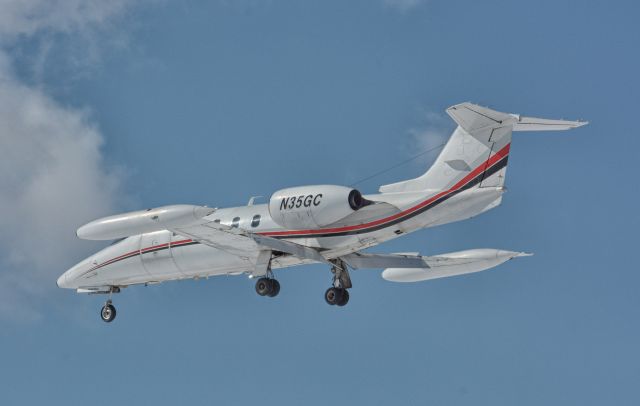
341 252 428 269
342 249 531 283
172 221 330 266
76 204 331 274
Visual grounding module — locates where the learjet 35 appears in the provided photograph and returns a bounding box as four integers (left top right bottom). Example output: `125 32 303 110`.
57 102 586 322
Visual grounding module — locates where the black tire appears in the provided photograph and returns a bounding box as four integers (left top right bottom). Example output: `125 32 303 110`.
324 287 343 305
255 277 272 296
100 304 116 323
268 279 280 297
337 289 349 307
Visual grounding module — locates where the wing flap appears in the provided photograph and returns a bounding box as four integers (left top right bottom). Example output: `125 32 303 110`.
341 252 427 269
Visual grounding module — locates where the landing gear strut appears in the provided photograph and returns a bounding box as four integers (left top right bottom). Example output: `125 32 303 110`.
325 259 351 307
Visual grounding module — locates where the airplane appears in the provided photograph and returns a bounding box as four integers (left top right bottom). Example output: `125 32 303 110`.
57 102 587 322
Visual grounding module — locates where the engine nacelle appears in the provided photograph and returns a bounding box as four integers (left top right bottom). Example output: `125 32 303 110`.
269 185 369 229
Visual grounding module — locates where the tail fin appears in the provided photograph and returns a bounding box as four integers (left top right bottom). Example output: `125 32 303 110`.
379 102 587 194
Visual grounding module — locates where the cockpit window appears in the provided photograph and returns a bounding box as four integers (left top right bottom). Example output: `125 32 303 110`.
231 217 240 228
251 215 261 228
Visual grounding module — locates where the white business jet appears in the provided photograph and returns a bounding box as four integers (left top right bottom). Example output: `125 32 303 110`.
57 102 586 322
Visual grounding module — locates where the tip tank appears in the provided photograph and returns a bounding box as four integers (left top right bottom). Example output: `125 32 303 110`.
77 205 216 240
382 249 531 283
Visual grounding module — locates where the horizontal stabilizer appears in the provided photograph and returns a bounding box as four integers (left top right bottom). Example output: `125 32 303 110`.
447 103 515 134
447 102 587 134
512 115 588 131
381 249 531 283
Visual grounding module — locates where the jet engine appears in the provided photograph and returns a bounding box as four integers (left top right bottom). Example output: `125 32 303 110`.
268 185 370 229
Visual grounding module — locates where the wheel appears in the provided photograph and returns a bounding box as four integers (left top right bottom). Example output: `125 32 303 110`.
324 287 344 305
268 279 280 297
255 277 272 296
337 289 349 306
100 304 116 323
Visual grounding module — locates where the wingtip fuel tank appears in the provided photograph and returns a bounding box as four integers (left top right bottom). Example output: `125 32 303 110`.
76 205 216 240
382 249 531 283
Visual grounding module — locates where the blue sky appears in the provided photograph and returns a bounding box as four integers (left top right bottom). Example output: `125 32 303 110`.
1 0 639 404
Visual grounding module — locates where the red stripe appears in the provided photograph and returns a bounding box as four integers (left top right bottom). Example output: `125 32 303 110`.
260 144 510 237
82 145 510 273
85 239 195 273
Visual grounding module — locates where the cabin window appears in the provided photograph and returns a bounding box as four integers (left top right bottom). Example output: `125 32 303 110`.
231 217 240 228
251 214 261 228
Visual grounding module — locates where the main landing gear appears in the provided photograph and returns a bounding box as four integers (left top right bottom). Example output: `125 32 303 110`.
325 259 351 307
252 257 353 306
325 287 349 306
255 277 280 297
255 264 280 298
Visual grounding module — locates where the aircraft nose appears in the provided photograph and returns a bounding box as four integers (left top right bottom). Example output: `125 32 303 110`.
56 273 69 289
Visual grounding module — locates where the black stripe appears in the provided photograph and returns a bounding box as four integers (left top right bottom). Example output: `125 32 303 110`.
274 155 508 239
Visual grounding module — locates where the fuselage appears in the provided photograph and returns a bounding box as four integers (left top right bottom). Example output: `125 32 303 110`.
58 175 506 290
56 102 587 324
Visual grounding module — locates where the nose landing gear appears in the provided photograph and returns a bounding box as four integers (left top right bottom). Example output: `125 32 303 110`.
94 286 120 323
100 300 116 323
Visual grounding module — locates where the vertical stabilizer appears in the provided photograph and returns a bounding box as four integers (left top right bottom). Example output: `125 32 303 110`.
379 102 586 195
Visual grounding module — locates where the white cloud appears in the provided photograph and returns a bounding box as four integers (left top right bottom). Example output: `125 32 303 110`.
0 0 134 321
0 0 129 40
383 0 428 12
405 110 451 169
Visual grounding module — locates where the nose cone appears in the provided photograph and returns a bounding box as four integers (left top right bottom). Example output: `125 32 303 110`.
56 273 69 289
57 261 85 289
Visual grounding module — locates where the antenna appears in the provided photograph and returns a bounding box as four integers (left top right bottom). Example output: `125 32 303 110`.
349 143 445 188
247 196 264 206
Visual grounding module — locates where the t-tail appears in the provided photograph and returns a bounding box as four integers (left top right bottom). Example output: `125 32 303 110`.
378 102 587 225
